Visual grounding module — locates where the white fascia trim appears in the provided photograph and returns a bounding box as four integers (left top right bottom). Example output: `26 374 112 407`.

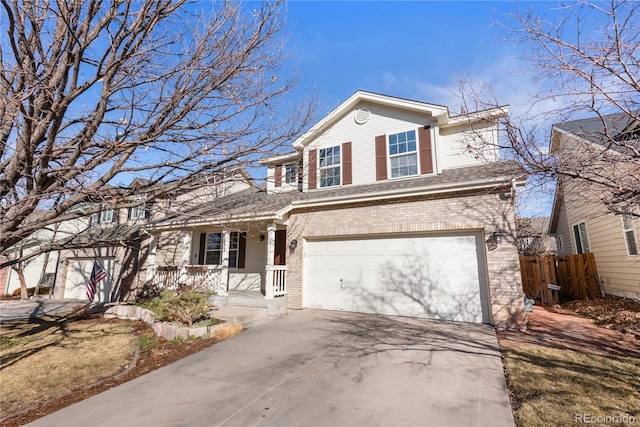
292 91 450 149
287 176 524 211
441 106 509 129
259 152 299 166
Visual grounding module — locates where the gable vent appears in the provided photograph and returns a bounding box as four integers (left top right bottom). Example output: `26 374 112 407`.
354 108 370 124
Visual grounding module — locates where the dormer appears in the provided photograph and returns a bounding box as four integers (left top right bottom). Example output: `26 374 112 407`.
260 151 302 193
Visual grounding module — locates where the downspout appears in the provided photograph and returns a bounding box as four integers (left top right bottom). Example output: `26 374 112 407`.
432 124 440 174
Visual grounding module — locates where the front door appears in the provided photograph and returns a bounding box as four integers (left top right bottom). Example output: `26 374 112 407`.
274 230 286 265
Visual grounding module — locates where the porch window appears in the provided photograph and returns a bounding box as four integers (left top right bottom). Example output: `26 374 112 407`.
573 222 590 254
200 231 246 267
622 215 638 256
204 233 222 265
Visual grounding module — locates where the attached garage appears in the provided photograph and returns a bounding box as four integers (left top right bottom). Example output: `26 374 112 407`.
63 258 115 302
304 233 490 323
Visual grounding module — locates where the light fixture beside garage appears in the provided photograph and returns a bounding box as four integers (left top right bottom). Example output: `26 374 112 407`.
288 239 298 251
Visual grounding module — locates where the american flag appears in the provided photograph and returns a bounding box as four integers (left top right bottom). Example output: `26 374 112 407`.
87 260 107 301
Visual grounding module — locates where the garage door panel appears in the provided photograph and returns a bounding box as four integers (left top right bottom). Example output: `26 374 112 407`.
305 234 489 323
64 258 114 302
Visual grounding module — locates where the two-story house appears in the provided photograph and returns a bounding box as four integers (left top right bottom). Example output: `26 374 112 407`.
549 114 640 300
147 91 527 329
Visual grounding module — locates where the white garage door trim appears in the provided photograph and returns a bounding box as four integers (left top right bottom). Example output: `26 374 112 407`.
63 258 115 302
303 232 491 323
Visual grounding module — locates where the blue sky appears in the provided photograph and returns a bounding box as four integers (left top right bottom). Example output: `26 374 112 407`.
282 1 554 216
285 1 529 113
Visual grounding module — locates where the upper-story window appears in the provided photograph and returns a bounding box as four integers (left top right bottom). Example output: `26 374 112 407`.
389 130 418 178
100 209 115 223
622 215 638 256
319 146 341 188
128 205 147 220
285 163 298 185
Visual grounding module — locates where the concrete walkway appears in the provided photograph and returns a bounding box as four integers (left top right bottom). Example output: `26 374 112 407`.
28 309 514 427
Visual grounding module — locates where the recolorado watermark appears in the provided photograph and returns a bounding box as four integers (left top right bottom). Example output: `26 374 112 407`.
575 413 637 424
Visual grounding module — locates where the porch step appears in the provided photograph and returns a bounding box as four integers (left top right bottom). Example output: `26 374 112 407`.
210 305 270 329
212 291 268 309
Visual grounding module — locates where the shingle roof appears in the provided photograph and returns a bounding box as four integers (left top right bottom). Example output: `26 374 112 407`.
554 113 640 154
150 162 525 229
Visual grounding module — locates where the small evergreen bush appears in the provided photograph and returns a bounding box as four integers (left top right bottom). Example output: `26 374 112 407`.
142 286 215 327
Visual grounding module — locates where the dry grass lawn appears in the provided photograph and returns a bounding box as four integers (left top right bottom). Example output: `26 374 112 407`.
503 344 640 426
0 317 137 415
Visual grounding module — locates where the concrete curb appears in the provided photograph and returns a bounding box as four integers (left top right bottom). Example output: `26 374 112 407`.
104 304 233 340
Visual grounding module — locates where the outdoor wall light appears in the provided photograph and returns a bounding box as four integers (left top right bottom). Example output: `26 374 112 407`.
289 239 298 250
259 234 265 241
492 228 505 244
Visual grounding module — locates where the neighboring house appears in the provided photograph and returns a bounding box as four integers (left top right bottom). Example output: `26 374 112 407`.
516 217 557 256
147 91 527 328
549 114 640 300
53 170 251 303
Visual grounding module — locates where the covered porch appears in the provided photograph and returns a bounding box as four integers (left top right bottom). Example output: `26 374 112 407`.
145 222 289 307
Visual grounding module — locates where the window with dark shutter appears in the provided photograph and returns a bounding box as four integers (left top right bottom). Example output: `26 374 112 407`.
418 126 433 174
198 233 206 265
342 142 352 185
237 232 247 268
308 149 317 189
375 135 387 180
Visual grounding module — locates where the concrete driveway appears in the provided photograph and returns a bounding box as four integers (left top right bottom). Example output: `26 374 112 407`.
28 309 514 427
0 298 90 322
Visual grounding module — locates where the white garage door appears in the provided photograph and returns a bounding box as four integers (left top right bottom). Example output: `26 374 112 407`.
304 233 490 323
63 258 114 302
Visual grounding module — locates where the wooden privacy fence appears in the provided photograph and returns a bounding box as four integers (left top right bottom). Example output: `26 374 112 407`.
519 253 600 305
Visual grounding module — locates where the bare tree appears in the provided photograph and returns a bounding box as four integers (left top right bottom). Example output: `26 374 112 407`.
0 0 314 270
457 0 640 216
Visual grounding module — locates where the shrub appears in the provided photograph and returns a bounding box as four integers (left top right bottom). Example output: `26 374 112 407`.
142 287 215 327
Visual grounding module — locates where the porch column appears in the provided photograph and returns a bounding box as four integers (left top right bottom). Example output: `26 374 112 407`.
145 235 159 282
265 223 276 299
179 231 192 283
218 229 230 296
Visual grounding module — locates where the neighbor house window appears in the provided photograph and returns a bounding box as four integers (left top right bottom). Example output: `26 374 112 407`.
100 209 115 223
128 205 146 220
388 130 418 178
622 215 638 256
204 233 222 265
285 163 298 185
319 146 341 188
573 222 590 254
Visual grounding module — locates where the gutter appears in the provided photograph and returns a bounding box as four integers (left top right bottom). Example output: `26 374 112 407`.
288 175 525 210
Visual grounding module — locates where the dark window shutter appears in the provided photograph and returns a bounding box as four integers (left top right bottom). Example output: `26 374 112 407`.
419 126 433 174
127 208 132 220
111 210 118 223
308 149 317 190
375 135 387 181
198 233 206 265
274 165 282 188
237 232 246 268
342 142 352 185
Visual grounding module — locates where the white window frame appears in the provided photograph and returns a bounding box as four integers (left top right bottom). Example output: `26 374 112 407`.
100 209 115 223
204 232 222 265
388 129 419 178
572 221 590 254
318 145 341 188
204 232 241 267
285 162 298 185
128 205 146 220
621 215 639 256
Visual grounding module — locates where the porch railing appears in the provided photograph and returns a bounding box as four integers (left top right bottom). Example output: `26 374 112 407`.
265 265 287 299
147 265 225 294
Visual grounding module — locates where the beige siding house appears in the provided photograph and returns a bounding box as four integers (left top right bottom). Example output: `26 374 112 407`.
147 91 528 329
549 115 640 300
